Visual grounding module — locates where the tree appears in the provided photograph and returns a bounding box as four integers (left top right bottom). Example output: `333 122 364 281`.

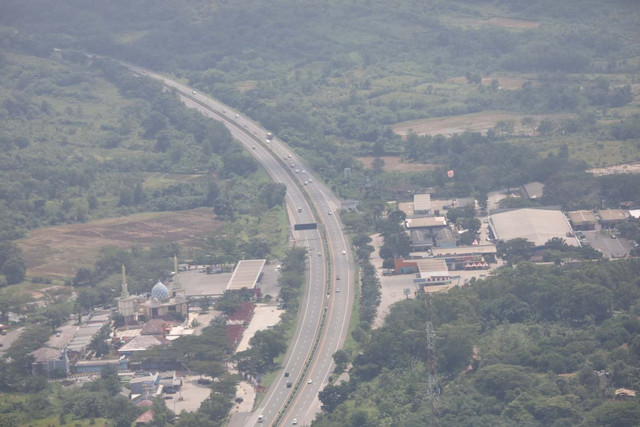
586 401 640 427
118 188 133 206
176 412 219 427
332 349 350 372
544 237 567 251
438 326 473 374
319 380 353 413
214 290 241 316
372 157 385 173
199 393 233 423
465 71 482 84
100 365 123 395
476 192 488 211
259 183 286 209
73 268 94 287
568 283 612 324
150 397 172 427
538 119 555 136
497 238 535 265
2 256 26 285
474 364 535 401
249 330 286 367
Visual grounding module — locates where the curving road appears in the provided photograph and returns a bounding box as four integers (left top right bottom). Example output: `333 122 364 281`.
125 65 355 426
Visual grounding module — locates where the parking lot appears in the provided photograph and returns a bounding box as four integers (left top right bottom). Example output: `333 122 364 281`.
166 374 213 414
179 268 231 297
580 229 632 258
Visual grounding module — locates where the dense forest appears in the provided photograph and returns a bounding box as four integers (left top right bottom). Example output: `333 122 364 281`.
315 259 640 426
0 51 290 288
1 0 639 207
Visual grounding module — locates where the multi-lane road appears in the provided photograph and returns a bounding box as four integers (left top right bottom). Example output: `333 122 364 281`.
126 65 355 426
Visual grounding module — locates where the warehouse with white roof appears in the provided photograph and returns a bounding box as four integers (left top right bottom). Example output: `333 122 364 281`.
226 259 266 290
489 208 577 248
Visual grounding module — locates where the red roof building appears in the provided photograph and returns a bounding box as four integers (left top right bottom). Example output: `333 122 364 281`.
135 409 154 425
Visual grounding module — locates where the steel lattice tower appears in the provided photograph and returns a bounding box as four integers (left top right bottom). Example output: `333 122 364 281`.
423 292 441 426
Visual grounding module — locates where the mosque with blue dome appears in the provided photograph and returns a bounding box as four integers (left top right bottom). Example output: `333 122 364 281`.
117 257 188 322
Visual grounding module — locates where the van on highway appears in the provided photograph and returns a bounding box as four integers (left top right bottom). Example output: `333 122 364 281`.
258 415 264 423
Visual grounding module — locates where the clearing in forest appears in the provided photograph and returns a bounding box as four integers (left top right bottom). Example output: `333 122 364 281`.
442 15 540 30
18 208 221 279
484 17 541 29
392 111 569 137
587 161 640 176
358 156 441 173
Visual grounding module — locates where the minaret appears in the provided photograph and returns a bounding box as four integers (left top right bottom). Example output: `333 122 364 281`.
173 255 183 297
121 265 129 297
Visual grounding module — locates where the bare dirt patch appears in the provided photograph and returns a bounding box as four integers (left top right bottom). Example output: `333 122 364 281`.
358 156 442 173
485 17 540 29
392 110 570 137
18 208 221 279
587 161 640 176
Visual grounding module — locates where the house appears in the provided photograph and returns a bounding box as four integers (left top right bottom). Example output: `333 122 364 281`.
598 209 629 229
130 372 162 396
73 357 128 374
413 259 451 288
521 182 545 199
413 194 432 216
118 335 169 357
135 409 155 425
568 210 597 231
614 388 636 401
31 347 69 378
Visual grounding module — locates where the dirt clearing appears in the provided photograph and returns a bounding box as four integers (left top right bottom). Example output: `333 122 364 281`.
588 161 640 176
358 156 442 173
392 110 570 137
18 208 221 279
485 17 540 29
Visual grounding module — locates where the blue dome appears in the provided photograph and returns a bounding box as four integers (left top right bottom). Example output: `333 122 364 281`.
151 281 170 300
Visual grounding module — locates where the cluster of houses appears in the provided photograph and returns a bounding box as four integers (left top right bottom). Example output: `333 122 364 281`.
30 260 262 387
386 182 637 289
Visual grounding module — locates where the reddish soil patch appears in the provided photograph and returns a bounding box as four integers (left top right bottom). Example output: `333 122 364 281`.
485 17 540 29
358 156 442 173
18 208 221 279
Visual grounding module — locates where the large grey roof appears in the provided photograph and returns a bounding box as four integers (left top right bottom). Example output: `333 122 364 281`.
490 208 577 248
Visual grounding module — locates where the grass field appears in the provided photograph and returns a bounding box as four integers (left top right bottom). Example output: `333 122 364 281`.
18 208 222 279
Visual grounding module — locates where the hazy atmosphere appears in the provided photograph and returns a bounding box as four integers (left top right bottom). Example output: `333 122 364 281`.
1 0 640 426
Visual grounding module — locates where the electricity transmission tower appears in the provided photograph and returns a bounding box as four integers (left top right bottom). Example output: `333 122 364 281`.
423 291 441 426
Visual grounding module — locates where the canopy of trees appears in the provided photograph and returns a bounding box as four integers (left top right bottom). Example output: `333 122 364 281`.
316 259 640 426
